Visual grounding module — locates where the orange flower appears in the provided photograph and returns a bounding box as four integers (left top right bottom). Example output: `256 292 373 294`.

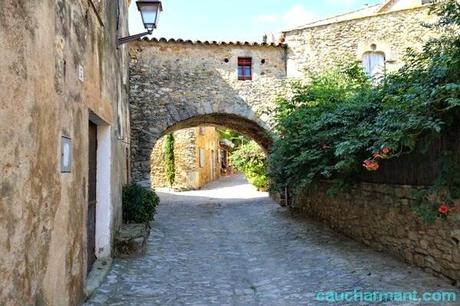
363 159 379 171
373 147 391 159
382 147 391 155
438 204 449 215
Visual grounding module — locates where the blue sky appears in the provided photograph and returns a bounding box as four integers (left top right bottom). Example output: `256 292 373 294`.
129 0 380 42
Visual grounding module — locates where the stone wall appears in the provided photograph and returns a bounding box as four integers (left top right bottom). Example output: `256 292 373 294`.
284 6 436 78
151 129 197 190
151 126 221 190
195 126 221 188
292 182 460 284
0 0 130 305
129 40 286 181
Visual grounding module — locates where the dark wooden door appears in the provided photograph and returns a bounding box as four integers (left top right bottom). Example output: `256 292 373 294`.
87 121 97 274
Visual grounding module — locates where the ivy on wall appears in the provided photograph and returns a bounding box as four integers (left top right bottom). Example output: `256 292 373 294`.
164 133 175 187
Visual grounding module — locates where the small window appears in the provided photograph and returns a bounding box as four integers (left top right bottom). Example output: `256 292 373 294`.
362 51 385 79
199 148 205 168
199 127 205 135
238 57 252 81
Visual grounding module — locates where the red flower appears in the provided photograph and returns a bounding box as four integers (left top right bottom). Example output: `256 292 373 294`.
438 204 449 215
373 148 391 159
363 159 379 171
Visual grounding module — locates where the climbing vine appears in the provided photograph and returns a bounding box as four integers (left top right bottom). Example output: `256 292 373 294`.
164 133 175 187
268 0 460 222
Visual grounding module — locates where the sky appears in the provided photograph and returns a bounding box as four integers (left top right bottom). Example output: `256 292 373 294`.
129 0 381 42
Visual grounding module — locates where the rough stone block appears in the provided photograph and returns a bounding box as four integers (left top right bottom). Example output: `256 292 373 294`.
114 223 151 258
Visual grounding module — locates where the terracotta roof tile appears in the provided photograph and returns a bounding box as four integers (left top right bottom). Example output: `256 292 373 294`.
138 37 285 47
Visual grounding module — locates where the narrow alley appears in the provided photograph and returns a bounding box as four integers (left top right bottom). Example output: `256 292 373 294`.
85 175 458 306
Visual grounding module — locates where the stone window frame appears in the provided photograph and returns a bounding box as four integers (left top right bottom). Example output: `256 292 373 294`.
362 50 386 78
356 41 396 77
237 57 253 81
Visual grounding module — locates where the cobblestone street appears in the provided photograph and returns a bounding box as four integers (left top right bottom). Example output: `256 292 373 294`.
86 175 459 306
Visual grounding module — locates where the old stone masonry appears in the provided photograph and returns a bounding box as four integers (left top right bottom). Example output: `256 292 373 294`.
2 0 459 305
129 2 437 182
86 175 460 305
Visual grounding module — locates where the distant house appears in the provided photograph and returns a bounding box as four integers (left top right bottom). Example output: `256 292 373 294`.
151 126 222 190
219 139 235 176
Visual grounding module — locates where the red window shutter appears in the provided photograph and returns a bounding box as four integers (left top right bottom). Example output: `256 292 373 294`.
237 57 252 80
238 58 252 66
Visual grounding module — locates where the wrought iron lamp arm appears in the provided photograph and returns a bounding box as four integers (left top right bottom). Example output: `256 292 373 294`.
118 30 152 46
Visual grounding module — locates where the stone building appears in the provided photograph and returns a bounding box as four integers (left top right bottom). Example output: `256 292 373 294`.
0 0 448 304
129 40 287 182
0 0 130 305
283 0 437 78
151 126 221 190
129 0 437 183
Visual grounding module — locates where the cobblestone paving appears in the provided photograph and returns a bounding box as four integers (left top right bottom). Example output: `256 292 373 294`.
86 175 459 306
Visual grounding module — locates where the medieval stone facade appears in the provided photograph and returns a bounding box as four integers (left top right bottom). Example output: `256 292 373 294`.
128 1 439 183
129 40 286 181
151 126 221 190
1 0 455 304
283 1 437 78
0 0 130 305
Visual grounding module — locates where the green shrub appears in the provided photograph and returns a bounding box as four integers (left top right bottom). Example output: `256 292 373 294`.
230 140 268 191
268 0 460 221
122 183 159 223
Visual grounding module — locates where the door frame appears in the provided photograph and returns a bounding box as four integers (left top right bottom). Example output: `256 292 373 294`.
87 121 98 273
88 112 112 268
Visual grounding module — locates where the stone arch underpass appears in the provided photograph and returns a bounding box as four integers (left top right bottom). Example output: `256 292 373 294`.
129 38 287 182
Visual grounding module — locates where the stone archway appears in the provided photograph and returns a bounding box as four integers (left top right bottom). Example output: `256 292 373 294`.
148 113 271 189
129 39 286 181
132 112 272 182
161 113 272 150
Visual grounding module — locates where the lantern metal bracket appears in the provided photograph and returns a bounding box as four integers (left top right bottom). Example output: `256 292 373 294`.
118 30 152 46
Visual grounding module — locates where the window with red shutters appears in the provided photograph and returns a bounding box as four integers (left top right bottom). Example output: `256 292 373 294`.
238 57 252 80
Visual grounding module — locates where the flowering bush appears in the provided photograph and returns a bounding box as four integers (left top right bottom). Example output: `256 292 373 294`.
268 0 460 222
438 203 449 215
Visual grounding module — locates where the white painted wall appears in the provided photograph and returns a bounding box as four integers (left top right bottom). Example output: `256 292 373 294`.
96 125 112 258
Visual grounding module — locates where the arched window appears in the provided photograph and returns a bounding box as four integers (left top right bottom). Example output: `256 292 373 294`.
362 51 385 79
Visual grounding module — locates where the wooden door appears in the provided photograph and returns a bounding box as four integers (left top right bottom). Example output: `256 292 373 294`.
87 121 97 273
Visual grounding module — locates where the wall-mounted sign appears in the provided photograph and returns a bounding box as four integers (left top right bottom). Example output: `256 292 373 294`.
78 64 85 82
61 136 72 173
